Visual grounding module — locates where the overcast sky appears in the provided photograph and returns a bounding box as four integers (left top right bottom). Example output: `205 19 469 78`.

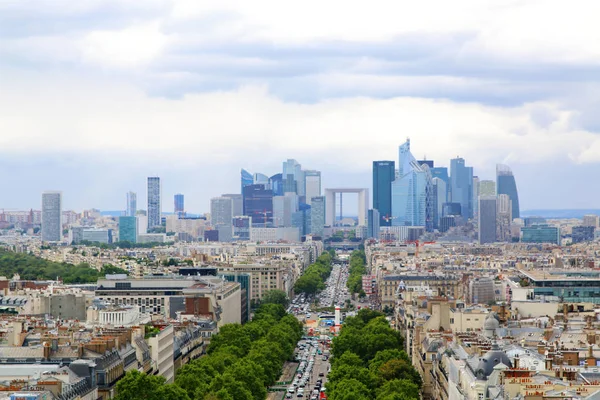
2 0 600 213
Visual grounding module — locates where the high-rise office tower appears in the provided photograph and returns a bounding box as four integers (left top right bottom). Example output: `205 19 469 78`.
147 177 161 229
41 191 62 242
496 194 512 242
472 176 480 217
126 191 137 217
253 173 269 187
174 194 184 217
310 196 326 236
119 216 137 243
211 197 233 227
478 196 497 244
367 209 380 239
292 203 312 236
479 180 496 196
392 140 434 231
450 157 474 219
583 215 600 228
269 174 284 196
496 164 520 220
282 159 303 195
373 161 395 227
304 170 321 206
273 192 298 227
222 194 243 217
432 177 447 229
241 169 253 193
243 184 274 226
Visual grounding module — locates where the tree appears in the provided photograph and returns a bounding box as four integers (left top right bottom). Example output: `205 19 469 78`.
261 289 290 308
329 378 371 400
114 370 191 400
375 379 420 400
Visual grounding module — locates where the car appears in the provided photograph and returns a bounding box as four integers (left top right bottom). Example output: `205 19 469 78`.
286 394 293 399
319 372 324 377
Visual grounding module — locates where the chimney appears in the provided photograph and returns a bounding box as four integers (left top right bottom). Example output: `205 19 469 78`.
77 344 84 358
587 345 596 367
563 304 568 320
545 357 553 371
43 341 51 360
514 354 520 369
538 343 546 355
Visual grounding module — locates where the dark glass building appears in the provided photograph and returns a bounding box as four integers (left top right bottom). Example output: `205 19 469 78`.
269 173 284 196
241 169 253 194
417 160 434 168
243 184 273 226
174 194 184 217
450 158 473 219
373 161 395 226
572 226 595 243
496 164 520 220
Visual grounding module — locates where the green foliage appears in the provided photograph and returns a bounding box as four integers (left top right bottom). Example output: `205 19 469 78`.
174 303 303 400
294 252 333 295
260 289 290 308
77 240 174 249
0 249 127 283
347 249 367 294
327 310 420 400
114 370 191 400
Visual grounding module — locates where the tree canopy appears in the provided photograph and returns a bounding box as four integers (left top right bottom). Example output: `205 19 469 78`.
326 309 421 400
294 252 333 295
347 249 367 294
0 249 127 283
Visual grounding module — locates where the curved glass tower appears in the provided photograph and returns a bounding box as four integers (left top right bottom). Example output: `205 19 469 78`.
496 164 520 220
241 169 253 193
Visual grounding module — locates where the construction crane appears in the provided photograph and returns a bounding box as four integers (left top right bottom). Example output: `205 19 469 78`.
404 240 436 257
382 214 397 223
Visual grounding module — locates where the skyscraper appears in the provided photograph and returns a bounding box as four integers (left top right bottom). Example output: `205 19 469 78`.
174 194 184 217
211 197 233 227
373 161 395 227
243 184 274 226
269 174 284 196
41 191 62 242
310 196 326 236
391 140 433 231
450 157 474 219
282 159 303 195
472 176 480 217
432 177 447 229
126 191 137 217
496 194 512 242
496 164 520 220
304 170 321 206
241 169 253 193
119 216 137 243
147 177 161 229
273 193 298 227
478 196 497 244
367 209 380 239
222 194 243 217
253 173 269 187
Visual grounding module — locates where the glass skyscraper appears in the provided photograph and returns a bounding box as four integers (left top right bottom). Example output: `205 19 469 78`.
42 191 62 242
174 193 184 217
304 170 321 206
241 169 253 193
211 197 233 227
496 164 520 220
310 196 326 236
373 161 395 227
243 184 274 226
367 209 380 239
432 177 447 229
478 196 497 244
147 177 161 229
450 157 473 219
391 140 434 231
126 191 137 217
269 173 284 196
119 216 137 243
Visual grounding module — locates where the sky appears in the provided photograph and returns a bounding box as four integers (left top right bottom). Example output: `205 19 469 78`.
2 0 600 214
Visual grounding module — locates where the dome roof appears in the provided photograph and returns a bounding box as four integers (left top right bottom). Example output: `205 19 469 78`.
484 312 500 330
475 343 512 379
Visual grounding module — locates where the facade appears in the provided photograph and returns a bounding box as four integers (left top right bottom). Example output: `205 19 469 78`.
174 194 184 217
521 224 560 244
432 177 447 229
41 191 62 242
292 203 312 237
218 263 286 302
243 184 274 227
82 229 113 244
282 159 303 195
269 173 284 196
496 194 512 242
391 141 433 231
572 226 595 243
232 216 252 241
310 196 326 236
304 170 321 206
119 216 137 243
583 214 600 228
496 163 520 219
240 169 253 195
126 191 137 217
469 277 495 304
450 157 473 219
478 196 497 244
222 194 243 217
373 161 395 227
147 177 161 229
250 227 300 242
210 197 233 227
148 324 174 383
367 209 380 239
272 192 298 227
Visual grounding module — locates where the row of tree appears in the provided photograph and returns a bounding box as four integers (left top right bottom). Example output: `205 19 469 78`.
76 240 174 249
293 252 334 295
327 309 422 400
0 249 128 283
115 302 303 400
347 249 367 294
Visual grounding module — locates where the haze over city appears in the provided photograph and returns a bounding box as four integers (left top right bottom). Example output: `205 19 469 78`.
2 0 600 212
